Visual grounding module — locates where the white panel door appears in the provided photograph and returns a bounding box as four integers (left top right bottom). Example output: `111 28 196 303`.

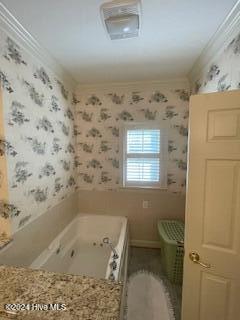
182 90 240 320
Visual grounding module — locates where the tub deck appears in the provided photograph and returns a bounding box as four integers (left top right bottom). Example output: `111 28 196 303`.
0 265 122 320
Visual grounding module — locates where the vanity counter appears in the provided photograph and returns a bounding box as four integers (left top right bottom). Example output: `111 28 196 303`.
0 265 122 320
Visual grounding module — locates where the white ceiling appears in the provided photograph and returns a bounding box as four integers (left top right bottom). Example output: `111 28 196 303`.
1 0 238 84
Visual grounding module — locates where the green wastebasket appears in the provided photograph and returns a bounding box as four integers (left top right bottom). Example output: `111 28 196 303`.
157 220 185 284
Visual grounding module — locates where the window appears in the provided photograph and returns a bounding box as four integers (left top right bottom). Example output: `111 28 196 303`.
123 124 168 188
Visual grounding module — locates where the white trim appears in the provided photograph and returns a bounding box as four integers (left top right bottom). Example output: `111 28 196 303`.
118 186 169 193
130 239 161 248
0 3 76 89
76 77 190 92
189 0 240 82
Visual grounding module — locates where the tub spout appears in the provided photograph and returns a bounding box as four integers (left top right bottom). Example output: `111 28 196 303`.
102 237 119 259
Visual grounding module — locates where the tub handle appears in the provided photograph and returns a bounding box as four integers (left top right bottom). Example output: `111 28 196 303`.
102 237 119 259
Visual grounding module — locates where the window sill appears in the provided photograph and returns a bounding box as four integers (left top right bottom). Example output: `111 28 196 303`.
120 186 168 191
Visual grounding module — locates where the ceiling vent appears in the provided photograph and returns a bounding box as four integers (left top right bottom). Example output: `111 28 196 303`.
100 0 141 40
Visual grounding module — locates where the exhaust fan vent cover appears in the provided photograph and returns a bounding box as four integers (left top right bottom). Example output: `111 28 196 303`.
101 0 141 40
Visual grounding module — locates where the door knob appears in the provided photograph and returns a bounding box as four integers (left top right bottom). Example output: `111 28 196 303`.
189 251 211 268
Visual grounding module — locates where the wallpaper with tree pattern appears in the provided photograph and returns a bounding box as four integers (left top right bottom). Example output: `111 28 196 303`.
74 84 189 194
192 31 240 94
0 29 77 233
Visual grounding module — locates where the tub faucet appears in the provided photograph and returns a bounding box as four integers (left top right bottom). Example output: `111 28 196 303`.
102 237 119 259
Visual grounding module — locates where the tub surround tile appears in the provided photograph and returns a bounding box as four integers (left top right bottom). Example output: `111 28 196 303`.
0 193 78 267
0 265 122 320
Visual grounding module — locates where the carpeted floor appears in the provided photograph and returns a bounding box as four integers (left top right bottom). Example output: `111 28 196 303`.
127 247 182 320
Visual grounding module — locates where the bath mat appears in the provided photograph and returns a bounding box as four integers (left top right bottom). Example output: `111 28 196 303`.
126 271 175 320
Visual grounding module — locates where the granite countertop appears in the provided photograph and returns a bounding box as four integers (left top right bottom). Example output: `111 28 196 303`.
0 265 122 320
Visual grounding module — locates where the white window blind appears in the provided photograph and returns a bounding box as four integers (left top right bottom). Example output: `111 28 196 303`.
123 125 168 188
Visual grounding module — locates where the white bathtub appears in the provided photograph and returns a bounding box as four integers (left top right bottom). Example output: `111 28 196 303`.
30 214 129 282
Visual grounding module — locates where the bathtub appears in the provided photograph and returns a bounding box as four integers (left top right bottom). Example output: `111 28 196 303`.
30 214 129 283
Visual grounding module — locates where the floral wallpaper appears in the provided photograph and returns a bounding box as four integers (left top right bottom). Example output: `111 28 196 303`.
74 84 189 194
192 31 240 94
0 29 77 233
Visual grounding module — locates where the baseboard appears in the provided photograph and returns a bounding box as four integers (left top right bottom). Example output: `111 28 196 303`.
130 239 161 249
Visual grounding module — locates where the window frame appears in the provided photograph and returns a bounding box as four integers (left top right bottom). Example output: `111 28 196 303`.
122 122 168 189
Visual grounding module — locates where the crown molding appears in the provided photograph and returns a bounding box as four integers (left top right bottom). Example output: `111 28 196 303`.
76 77 189 92
0 2 77 89
189 0 240 82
